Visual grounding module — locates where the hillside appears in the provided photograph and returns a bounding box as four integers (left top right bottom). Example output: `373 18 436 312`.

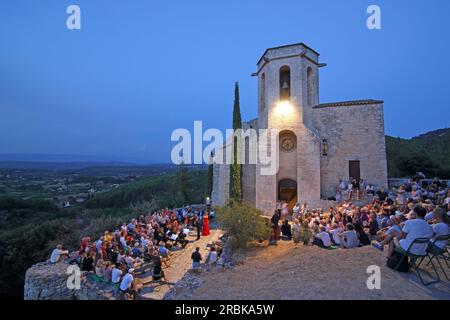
85 167 207 209
386 128 450 178
0 167 207 299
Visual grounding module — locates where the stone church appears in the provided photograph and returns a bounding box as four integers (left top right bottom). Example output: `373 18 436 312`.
212 43 388 214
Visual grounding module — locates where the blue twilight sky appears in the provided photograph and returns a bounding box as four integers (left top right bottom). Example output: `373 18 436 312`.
0 0 449 163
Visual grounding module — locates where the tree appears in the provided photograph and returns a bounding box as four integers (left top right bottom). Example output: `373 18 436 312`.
215 201 271 249
229 82 243 200
398 152 436 177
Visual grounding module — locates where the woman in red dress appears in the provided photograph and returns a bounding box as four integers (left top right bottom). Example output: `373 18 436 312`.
202 212 210 236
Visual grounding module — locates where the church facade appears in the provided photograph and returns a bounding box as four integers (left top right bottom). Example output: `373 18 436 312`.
212 43 388 214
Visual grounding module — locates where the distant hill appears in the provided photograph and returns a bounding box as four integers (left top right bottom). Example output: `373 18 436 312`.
0 153 150 164
85 167 207 209
1 129 449 179
386 128 450 178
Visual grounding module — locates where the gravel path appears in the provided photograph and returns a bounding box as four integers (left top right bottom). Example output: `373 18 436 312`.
170 241 450 300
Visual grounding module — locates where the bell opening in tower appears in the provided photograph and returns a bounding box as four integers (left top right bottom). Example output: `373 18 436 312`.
279 66 291 100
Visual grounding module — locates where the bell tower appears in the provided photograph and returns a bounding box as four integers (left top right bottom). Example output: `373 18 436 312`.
252 43 324 214
254 43 322 131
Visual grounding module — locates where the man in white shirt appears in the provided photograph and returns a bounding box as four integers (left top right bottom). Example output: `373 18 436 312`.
119 269 135 298
339 224 360 248
390 206 433 257
329 224 341 245
111 266 123 283
50 244 69 263
313 226 331 248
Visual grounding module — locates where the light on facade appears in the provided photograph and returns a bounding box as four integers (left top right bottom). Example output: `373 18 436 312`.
275 100 294 117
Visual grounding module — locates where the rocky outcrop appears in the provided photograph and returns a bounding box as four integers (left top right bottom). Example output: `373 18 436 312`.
24 262 119 300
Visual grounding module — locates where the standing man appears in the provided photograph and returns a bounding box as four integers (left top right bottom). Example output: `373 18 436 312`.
191 247 202 271
194 215 202 241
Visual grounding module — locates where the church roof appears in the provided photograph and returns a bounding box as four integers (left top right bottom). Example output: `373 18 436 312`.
257 42 319 65
313 99 384 109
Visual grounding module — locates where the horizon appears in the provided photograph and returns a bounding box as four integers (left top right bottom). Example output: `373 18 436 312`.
0 127 450 166
1 0 450 163
0 126 449 164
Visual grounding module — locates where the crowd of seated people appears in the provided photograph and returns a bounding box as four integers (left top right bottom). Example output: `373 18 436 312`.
273 178 450 256
334 178 377 202
50 206 209 299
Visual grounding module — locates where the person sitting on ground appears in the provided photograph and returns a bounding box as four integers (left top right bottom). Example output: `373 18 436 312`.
119 268 135 299
95 259 104 277
103 261 112 282
281 220 292 240
50 244 69 263
191 247 202 271
111 265 123 284
368 212 379 239
313 226 331 248
338 223 360 249
354 223 370 246
131 242 143 258
82 252 94 272
78 237 91 255
372 216 401 251
174 230 188 248
387 206 433 259
124 251 138 269
329 224 341 246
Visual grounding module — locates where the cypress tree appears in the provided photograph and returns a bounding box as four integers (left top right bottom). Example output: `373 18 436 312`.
229 82 243 201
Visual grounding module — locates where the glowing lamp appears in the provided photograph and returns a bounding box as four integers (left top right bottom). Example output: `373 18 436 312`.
275 100 293 117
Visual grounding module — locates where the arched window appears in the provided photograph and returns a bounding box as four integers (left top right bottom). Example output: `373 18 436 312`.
307 67 314 106
322 139 328 156
279 66 291 100
260 73 266 111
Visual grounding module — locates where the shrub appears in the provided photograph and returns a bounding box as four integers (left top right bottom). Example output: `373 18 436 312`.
215 201 271 249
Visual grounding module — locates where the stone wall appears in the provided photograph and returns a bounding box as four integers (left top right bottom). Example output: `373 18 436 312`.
24 262 118 300
313 101 388 199
211 162 229 206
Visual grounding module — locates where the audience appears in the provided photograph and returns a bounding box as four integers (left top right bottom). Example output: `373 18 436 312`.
48 205 213 298
268 178 449 260
48 177 449 296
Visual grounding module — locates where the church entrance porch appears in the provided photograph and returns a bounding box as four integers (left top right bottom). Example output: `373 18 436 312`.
278 179 297 211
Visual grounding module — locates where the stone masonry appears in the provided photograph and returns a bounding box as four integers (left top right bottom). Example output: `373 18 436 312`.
212 43 388 214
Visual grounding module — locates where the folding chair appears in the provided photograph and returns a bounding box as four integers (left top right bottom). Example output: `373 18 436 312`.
394 237 439 285
426 234 450 281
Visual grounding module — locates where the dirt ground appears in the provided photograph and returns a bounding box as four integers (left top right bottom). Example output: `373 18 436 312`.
170 241 450 300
